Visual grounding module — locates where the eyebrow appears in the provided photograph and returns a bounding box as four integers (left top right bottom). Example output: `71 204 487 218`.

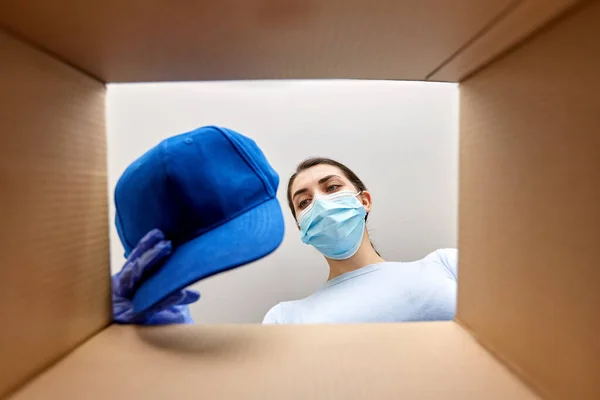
292 175 341 200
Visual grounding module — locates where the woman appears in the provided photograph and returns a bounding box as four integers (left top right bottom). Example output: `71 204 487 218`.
112 157 457 325
262 157 457 324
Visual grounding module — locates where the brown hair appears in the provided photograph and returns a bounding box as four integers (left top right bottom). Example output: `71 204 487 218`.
286 157 380 255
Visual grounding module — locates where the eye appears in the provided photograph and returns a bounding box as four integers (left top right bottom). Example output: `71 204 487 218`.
326 184 341 193
298 198 311 209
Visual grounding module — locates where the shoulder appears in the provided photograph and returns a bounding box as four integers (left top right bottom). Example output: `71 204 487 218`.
262 303 284 324
263 296 315 324
424 248 458 279
428 248 458 262
263 301 301 324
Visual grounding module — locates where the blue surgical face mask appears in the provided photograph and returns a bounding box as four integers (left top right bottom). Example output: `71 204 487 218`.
297 190 367 260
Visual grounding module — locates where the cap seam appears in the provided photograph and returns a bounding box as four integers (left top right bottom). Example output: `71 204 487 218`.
119 127 279 255
188 127 277 237
159 138 191 239
158 127 276 243
216 127 274 197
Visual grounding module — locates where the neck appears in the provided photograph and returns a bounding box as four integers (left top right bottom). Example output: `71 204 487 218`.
326 229 385 280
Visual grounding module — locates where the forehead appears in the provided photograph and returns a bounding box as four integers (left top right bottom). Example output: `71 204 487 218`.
291 164 347 194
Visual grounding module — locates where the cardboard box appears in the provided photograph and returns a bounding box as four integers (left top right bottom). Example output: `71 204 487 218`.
0 0 598 399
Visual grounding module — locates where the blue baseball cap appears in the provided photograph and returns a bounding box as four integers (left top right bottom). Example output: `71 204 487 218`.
114 126 285 313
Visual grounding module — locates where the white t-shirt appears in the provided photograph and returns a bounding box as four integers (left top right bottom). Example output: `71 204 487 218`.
263 249 458 324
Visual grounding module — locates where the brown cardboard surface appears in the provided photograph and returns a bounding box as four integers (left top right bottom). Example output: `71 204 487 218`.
429 0 582 81
0 0 514 82
0 0 598 398
0 30 111 397
10 322 539 400
458 1 600 399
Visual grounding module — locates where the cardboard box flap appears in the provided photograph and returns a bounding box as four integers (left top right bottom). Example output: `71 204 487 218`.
9 322 539 400
0 0 598 398
0 29 110 398
0 0 515 82
458 1 600 399
429 0 583 81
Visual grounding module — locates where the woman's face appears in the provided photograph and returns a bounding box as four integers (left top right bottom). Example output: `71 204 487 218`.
290 164 371 219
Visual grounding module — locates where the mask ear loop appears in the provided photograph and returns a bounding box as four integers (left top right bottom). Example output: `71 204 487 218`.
356 190 368 220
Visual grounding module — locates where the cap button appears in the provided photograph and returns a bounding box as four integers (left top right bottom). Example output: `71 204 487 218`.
184 138 193 144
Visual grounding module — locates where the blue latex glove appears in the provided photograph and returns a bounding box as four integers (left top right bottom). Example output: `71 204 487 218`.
112 229 200 325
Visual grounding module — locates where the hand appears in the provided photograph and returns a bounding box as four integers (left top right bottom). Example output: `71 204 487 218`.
112 229 200 325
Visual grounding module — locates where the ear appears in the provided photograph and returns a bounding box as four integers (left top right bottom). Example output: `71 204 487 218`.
359 191 372 214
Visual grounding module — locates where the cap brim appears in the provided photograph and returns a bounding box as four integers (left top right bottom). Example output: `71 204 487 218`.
133 198 284 313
